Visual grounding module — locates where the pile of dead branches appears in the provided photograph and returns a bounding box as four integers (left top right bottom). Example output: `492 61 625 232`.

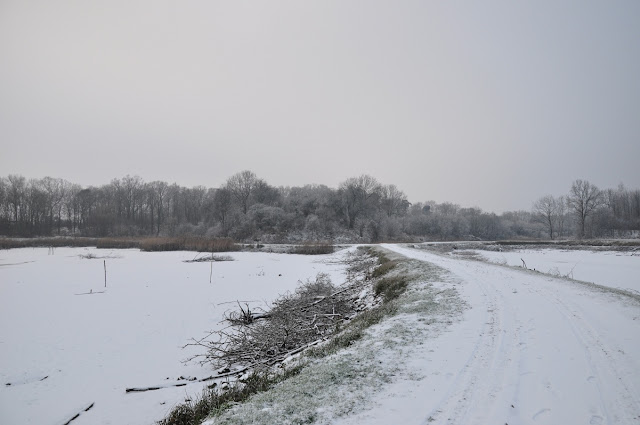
189 249 376 370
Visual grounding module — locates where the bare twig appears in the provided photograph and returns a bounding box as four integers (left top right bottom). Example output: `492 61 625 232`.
181 248 375 382
60 402 95 425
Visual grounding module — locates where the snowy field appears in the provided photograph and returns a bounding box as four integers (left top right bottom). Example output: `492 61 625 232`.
0 247 349 425
2 244 639 425
468 248 640 293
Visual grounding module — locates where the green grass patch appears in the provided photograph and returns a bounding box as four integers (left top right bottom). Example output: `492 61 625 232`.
371 259 400 278
374 276 408 302
157 367 303 425
363 247 401 279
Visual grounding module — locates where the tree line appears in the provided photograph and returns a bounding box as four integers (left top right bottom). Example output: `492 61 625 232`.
532 179 640 240
0 172 638 242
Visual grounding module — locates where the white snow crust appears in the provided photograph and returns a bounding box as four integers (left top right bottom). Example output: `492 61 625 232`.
469 247 640 293
2 244 639 425
0 247 348 425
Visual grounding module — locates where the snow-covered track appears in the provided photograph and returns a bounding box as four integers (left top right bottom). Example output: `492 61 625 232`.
383 244 640 425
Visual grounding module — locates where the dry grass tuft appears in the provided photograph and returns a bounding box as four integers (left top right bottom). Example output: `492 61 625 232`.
139 237 239 253
290 242 335 255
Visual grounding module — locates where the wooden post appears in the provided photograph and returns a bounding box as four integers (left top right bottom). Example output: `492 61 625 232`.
210 248 213 283
104 260 107 288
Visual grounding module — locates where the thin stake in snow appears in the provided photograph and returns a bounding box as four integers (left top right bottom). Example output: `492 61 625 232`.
104 260 107 288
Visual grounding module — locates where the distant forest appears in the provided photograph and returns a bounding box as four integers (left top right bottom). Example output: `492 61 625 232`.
1 172 638 242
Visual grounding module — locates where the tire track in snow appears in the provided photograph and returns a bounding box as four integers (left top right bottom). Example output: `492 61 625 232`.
538 287 640 424
420 268 498 424
385 245 524 424
383 244 640 425
424 258 523 424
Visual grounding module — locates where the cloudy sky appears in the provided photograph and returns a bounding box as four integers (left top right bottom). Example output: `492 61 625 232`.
1 1 639 212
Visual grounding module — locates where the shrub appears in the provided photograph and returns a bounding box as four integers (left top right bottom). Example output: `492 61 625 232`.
374 276 408 302
139 237 239 252
371 259 399 278
0 236 240 253
0 237 100 249
95 238 140 249
290 242 335 255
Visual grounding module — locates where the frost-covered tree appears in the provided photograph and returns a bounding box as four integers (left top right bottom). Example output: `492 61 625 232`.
339 175 382 230
211 188 233 230
6 174 26 224
567 179 602 238
380 184 409 217
147 181 168 235
533 195 565 239
226 170 260 214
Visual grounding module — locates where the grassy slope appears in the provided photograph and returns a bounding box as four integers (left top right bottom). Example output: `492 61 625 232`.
193 247 467 425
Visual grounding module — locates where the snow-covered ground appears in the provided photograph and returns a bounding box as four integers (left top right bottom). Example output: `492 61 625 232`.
467 247 640 293
203 244 640 425
2 245 639 425
349 245 640 425
0 247 349 425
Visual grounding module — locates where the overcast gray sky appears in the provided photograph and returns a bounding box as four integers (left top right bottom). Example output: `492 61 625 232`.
1 1 639 212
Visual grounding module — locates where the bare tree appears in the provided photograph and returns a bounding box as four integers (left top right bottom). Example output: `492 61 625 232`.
65 183 82 234
533 195 559 239
555 195 567 238
25 179 47 234
0 177 6 223
226 170 260 214
7 174 26 224
380 184 408 217
251 180 280 206
212 188 233 230
148 181 168 235
435 202 460 216
567 179 602 238
339 175 381 230
41 177 68 234
122 175 144 222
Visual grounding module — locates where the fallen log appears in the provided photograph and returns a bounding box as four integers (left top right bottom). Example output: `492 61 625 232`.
125 367 248 393
125 383 186 393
